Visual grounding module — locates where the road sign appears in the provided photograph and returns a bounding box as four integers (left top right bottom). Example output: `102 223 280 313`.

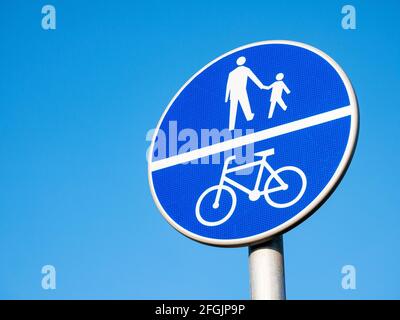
148 40 358 247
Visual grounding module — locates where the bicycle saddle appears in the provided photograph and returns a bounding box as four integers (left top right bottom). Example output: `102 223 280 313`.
254 148 275 157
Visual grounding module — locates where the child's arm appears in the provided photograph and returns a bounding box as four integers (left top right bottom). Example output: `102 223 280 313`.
283 83 291 94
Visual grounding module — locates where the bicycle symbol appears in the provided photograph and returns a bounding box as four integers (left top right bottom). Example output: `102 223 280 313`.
195 148 307 227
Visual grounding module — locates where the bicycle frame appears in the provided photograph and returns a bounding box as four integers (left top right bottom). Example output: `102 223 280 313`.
214 153 288 204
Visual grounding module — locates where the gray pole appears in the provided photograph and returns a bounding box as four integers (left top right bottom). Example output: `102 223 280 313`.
248 235 286 300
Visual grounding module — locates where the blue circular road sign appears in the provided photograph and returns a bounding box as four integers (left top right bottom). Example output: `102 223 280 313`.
148 40 358 247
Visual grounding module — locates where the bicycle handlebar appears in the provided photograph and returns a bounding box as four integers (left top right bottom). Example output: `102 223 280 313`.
224 155 236 165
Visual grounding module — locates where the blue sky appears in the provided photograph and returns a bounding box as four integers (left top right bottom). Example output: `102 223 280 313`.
0 0 399 299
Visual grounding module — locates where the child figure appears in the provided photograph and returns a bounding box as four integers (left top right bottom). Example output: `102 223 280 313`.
264 73 291 119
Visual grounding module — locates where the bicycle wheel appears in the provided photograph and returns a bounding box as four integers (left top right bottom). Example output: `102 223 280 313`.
264 166 307 209
195 185 237 227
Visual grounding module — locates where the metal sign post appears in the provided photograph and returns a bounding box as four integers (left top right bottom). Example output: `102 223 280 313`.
249 236 285 300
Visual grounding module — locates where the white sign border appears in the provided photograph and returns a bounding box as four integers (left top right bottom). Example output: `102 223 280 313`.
148 40 359 247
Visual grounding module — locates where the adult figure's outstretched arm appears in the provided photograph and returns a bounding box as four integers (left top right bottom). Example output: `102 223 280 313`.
247 69 264 89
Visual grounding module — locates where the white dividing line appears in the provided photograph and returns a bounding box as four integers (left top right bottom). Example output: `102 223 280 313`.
150 105 353 172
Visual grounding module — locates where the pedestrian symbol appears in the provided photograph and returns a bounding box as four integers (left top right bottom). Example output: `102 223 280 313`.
266 72 291 119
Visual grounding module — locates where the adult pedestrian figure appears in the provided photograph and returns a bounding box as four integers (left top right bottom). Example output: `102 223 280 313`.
225 56 264 130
